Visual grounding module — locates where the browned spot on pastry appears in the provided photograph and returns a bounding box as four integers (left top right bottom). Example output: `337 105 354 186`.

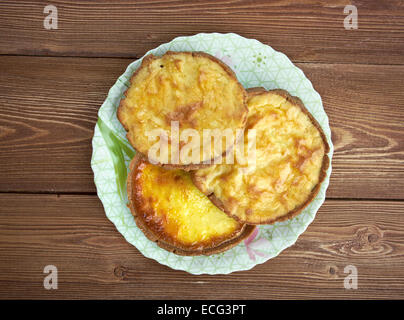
246 114 261 130
226 196 238 210
247 184 264 198
165 101 202 126
292 176 301 186
173 59 183 71
268 111 279 120
296 147 322 172
278 192 289 209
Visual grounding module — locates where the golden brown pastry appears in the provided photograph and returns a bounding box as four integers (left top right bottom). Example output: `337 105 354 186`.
192 88 330 225
127 155 255 256
118 51 247 170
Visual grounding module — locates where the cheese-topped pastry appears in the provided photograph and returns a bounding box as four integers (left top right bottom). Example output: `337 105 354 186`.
118 51 247 169
192 88 330 224
127 155 255 255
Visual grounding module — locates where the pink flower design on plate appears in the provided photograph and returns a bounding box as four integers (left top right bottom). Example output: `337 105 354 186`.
244 228 271 261
214 51 234 69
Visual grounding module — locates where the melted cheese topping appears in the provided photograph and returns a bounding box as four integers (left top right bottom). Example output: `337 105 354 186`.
132 159 243 249
193 90 327 224
119 52 246 165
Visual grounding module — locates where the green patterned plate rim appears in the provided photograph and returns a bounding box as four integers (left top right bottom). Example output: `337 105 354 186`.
90 33 333 275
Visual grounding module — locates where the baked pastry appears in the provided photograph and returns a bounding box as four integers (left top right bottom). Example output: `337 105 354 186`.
118 51 248 170
192 88 330 224
127 155 255 256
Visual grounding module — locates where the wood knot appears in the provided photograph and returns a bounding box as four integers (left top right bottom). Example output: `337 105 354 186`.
355 226 382 248
343 225 385 255
327 264 338 278
368 233 379 243
114 265 128 279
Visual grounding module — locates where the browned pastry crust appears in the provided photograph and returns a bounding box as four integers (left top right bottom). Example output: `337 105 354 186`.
127 154 256 256
117 51 248 171
192 87 330 225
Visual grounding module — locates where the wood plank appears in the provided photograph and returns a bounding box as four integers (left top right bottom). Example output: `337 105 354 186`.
299 63 404 199
0 194 403 299
0 0 404 64
0 56 124 194
1 56 403 198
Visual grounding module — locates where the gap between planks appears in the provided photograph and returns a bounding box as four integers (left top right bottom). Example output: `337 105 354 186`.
0 191 403 202
1 54 404 67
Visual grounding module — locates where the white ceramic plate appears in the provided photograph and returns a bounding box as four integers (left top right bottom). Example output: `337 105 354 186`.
91 33 333 274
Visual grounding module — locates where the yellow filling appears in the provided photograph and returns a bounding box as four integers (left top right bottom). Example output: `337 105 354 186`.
136 161 242 246
194 91 326 223
119 52 246 164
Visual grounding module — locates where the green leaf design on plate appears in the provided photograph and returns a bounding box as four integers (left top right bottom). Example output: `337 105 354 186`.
97 117 135 200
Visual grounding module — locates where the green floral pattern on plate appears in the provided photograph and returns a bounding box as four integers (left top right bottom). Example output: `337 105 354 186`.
91 33 333 274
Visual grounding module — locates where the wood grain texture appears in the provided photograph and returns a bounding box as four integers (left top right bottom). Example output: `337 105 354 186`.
0 0 404 64
0 56 403 198
0 0 403 301
0 56 125 193
0 194 403 299
299 63 404 199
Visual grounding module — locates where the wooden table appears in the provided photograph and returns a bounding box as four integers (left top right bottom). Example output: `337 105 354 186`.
0 0 403 300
